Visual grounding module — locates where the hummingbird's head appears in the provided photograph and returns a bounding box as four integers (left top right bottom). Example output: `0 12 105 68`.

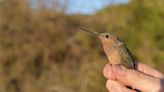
79 27 118 47
98 33 118 48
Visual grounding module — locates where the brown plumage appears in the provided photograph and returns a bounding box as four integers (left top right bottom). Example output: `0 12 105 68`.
79 28 135 69
98 33 134 69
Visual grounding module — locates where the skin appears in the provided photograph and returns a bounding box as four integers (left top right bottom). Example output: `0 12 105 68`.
103 62 164 92
80 30 164 91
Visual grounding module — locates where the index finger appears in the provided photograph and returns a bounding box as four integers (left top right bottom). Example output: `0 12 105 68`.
103 63 115 80
135 62 164 79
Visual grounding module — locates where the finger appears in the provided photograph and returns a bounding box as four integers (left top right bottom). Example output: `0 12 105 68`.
135 62 164 79
106 79 137 92
112 65 162 92
103 63 115 80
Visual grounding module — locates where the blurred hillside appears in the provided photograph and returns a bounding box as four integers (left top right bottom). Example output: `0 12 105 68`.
0 0 164 92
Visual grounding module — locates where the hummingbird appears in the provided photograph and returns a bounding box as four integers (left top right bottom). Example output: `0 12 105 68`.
79 27 135 69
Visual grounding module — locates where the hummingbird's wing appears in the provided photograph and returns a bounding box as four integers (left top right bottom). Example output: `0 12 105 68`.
119 43 135 69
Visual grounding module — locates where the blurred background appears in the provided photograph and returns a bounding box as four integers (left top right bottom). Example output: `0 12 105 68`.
0 0 164 92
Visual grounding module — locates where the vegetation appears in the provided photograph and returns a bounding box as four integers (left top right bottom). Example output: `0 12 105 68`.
0 0 163 92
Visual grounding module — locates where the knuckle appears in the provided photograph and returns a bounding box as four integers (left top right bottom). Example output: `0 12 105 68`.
106 80 111 89
106 80 125 92
103 64 113 79
126 69 138 79
106 80 115 91
103 67 109 78
159 74 164 79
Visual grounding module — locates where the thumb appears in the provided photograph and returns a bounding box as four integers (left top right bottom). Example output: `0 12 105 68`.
112 65 162 92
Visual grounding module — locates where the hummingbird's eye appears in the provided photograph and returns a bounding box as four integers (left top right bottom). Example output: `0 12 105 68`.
106 35 109 38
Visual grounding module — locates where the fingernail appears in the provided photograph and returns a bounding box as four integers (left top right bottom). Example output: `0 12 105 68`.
114 65 125 75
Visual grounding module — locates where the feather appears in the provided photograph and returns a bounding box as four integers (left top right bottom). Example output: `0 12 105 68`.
119 43 135 69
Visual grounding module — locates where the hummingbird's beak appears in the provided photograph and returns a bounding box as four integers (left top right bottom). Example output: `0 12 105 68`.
79 27 99 36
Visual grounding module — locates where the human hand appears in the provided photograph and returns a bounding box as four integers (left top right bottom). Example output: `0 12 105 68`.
103 62 164 92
